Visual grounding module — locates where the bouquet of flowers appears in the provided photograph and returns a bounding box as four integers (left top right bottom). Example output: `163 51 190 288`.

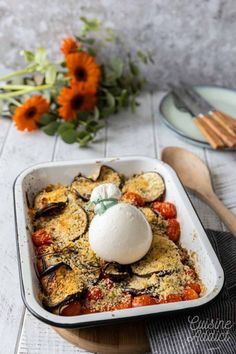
0 18 153 146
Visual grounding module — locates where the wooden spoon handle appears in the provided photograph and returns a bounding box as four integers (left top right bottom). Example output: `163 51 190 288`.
201 192 236 237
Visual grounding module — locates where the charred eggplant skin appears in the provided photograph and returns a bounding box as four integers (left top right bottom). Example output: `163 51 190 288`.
103 262 130 281
71 165 121 201
34 201 67 219
39 261 70 277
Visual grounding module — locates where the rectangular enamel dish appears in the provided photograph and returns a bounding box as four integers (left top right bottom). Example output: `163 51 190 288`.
14 156 224 328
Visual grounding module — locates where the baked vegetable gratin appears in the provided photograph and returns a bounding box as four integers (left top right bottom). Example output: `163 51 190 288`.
29 165 204 316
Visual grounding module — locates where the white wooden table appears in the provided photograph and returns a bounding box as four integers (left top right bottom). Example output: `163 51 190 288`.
0 92 235 354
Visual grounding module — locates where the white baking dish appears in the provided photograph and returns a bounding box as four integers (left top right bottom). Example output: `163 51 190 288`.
14 156 224 328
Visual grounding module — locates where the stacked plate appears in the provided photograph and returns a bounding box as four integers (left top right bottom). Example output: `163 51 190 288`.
160 85 236 150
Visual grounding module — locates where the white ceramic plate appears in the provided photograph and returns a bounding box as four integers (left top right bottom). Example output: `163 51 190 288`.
14 156 224 328
160 85 236 150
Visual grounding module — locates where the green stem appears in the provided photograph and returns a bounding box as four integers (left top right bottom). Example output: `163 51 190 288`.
0 68 30 82
0 84 52 99
0 84 35 90
8 98 22 107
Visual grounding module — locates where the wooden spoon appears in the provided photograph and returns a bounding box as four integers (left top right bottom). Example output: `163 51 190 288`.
161 147 236 237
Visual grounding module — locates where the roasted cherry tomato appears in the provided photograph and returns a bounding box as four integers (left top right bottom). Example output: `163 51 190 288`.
182 288 199 301
60 301 81 316
166 219 180 242
122 192 145 207
165 294 182 303
187 283 201 294
87 287 103 301
152 201 177 219
32 229 52 247
35 245 50 256
114 295 132 310
81 306 98 314
132 295 159 307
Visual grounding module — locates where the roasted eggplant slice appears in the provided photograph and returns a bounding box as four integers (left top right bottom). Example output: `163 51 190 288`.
124 274 160 295
34 201 67 219
122 172 165 202
34 185 69 210
41 264 84 308
35 203 88 247
141 207 167 234
103 263 130 281
131 235 183 276
125 271 185 297
71 165 121 201
72 235 100 269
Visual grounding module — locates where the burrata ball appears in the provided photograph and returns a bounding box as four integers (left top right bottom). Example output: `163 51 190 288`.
89 203 153 264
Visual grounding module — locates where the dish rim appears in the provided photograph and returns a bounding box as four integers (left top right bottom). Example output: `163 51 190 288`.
13 156 224 328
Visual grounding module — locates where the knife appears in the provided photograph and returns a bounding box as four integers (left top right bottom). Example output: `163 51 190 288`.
170 85 236 149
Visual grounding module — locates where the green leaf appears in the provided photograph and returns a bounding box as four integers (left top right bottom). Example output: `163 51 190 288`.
77 130 93 147
137 50 148 64
57 122 75 135
78 111 91 121
8 103 17 115
39 113 57 126
45 64 57 85
20 50 34 62
80 17 101 34
75 36 95 45
42 121 60 136
86 120 104 133
105 90 115 109
110 57 123 78
105 28 116 42
61 129 78 144
35 48 47 66
129 61 139 76
101 106 115 118
87 47 96 57
0 100 3 116
93 106 100 120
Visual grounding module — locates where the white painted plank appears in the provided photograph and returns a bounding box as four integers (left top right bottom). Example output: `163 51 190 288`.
151 91 223 231
0 125 56 354
205 149 236 231
106 93 156 157
17 311 93 354
54 128 106 161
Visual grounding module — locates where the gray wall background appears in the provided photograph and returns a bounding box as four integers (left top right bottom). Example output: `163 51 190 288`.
0 0 236 89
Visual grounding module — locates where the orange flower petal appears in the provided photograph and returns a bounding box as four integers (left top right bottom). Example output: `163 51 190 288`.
66 52 101 92
60 37 78 56
58 83 97 122
13 95 49 131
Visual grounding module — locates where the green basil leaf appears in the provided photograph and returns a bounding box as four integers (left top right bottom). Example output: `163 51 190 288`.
61 129 78 144
42 121 60 136
39 113 57 126
45 64 57 85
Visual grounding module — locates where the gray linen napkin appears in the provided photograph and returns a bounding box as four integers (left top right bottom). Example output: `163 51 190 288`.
146 230 236 354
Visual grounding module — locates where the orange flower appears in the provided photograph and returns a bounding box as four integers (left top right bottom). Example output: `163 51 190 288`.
60 37 79 56
58 83 97 121
13 95 49 131
66 52 101 92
